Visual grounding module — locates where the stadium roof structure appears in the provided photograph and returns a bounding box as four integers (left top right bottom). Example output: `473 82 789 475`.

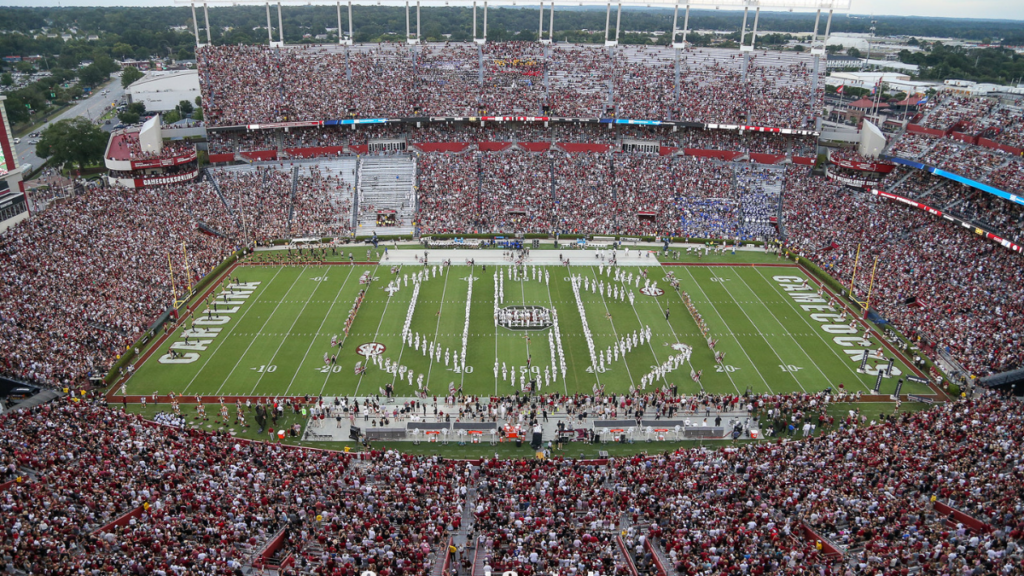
177 0 851 50
176 0 851 7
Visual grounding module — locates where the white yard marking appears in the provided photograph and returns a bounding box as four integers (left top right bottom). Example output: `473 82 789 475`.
678 266 773 394
214 267 309 396
281 264 357 397
180 266 284 395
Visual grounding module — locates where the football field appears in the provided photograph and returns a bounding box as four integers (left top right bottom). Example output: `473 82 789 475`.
125 251 931 400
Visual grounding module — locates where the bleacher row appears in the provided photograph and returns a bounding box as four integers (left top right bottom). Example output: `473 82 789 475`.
197 43 822 129
416 151 783 239
886 92 1024 199
3 389 1022 575
207 121 819 157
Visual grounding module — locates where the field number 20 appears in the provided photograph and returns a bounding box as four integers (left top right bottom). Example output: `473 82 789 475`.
715 365 740 373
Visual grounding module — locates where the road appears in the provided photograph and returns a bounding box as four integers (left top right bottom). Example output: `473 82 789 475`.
11 73 126 174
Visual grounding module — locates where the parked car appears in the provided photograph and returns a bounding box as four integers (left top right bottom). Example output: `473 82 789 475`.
12 138 19 144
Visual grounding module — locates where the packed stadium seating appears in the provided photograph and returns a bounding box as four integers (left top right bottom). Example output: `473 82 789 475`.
886 92 1024 195
196 43 822 129
2 388 1022 575
0 185 234 388
783 169 1023 376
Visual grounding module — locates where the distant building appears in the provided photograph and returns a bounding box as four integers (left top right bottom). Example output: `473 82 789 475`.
126 70 201 113
826 55 861 70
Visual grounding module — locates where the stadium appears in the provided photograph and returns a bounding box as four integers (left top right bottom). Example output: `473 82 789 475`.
0 0 1023 574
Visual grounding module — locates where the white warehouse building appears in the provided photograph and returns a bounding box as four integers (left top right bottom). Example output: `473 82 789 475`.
126 70 201 113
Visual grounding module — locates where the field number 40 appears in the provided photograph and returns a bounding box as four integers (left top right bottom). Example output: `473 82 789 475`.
779 365 802 372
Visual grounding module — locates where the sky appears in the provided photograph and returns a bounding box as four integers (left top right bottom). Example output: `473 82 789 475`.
1 0 1022 22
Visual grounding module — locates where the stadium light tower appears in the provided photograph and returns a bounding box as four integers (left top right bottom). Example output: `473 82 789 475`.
177 0 851 64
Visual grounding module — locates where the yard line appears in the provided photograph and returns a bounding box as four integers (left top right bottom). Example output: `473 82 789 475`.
180 266 284 395
585 267 636 390
459 265 476 392
677 266 773 394
421 265 453 395
494 270 500 396
704 267 808 393
248 268 336 395
281 264 357 397
517 265 533 376
349 263 393 397
750 267 875 392
214 266 309 396
381 268 422 394
567 268 602 391
630 278 715 394
542 266 569 395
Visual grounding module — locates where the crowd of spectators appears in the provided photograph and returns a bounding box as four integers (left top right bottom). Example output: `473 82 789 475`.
783 169 1023 375
107 134 196 162
7 384 1022 575
0 185 234 388
207 123 817 164
197 43 820 129
734 165 781 241
0 398 463 576
886 93 1024 196
873 161 1023 245
480 151 554 234
415 149 777 239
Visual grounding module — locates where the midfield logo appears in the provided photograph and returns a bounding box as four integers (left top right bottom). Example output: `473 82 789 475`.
356 342 386 356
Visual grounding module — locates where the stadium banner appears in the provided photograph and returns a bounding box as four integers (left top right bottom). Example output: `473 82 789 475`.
830 157 896 173
884 155 1024 208
977 137 1023 156
208 153 235 163
130 149 197 170
906 376 930 384
826 168 880 188
613 119 663 126
749 153 787 164
905 123 945 138
133 169 199 188
219 116 710 132
481 116 550 122
906 394 934 404
869 187 1023 254
707 124 819 136
245 120 321 130
323 118 390 126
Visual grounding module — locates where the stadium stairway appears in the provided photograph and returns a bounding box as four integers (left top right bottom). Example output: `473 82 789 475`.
355 155 417 237
204 168 240 223
287 166 298 228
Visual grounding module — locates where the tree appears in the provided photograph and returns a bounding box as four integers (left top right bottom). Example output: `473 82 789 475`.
78 63 107 86
907 37 919 46
792 45 805 52
118 110 140 124
826 44 843 54
35 117 108 170
163 109 181 124
14 60 36 74
0 72 12 87
194 95 201 107
847 47 862 58
177 99 193 115
191 107 203 122
128 101 146 115
121 66 144 88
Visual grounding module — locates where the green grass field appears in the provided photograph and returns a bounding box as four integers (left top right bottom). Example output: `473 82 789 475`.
123 249 931 400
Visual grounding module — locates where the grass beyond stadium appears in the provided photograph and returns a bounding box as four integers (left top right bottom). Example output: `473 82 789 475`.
123 246 930 401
